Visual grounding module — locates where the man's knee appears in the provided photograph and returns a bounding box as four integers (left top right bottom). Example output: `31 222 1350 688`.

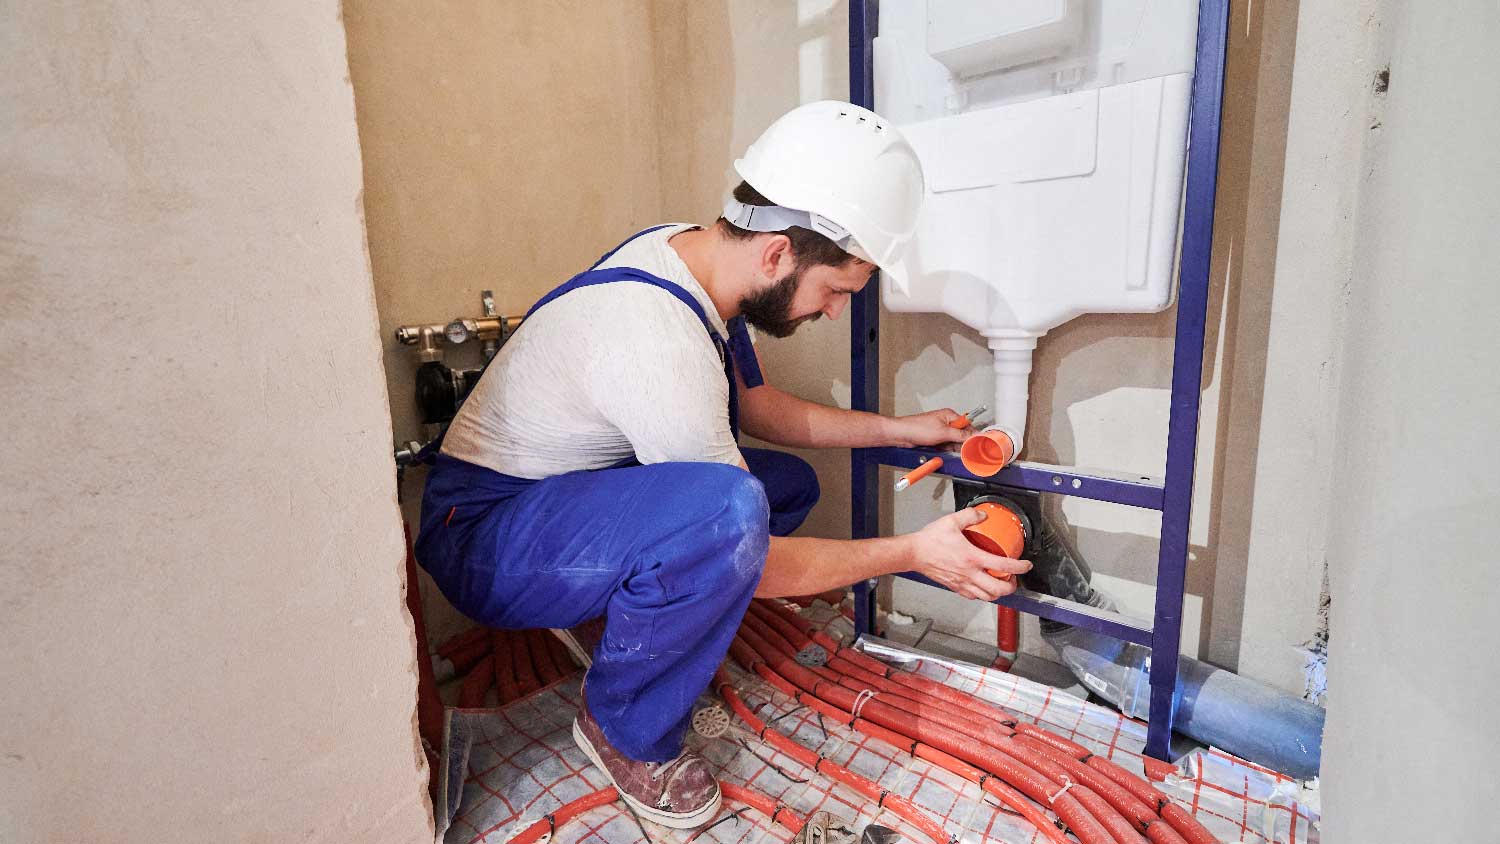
693 464 771 582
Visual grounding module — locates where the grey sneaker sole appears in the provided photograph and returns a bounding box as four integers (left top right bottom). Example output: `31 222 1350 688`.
571 718 722 829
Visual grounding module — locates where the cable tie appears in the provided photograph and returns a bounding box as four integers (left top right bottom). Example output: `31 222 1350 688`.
1047 776 1074 804
1001 720 1017 728
850 689 878 721
545 813 556 838
1079 752 1093 763
771 805 784 824
909 740 919 758
877 788 890 808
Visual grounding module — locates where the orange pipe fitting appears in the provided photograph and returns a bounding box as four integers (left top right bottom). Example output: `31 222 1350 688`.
960 428 1017 476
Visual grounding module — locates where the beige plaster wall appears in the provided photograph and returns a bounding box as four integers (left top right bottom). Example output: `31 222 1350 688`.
343 1 667 642
0 3 431 842
1317 2 1500 838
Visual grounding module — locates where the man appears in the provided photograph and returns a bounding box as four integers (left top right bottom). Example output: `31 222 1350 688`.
415 101 1028 828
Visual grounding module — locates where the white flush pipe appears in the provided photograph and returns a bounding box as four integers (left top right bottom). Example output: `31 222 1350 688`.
981 331 1039 460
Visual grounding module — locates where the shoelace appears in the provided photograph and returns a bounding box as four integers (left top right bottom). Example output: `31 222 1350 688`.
646 749 690 782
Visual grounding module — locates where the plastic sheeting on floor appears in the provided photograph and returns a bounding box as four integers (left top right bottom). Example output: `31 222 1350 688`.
435 607 1320 844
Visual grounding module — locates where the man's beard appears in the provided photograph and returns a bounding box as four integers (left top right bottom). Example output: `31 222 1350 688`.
738 270 821 338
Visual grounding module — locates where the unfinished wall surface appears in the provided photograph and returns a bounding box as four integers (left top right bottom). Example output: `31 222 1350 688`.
0 3 432 842
1318 1 1500 839
343 1 666 643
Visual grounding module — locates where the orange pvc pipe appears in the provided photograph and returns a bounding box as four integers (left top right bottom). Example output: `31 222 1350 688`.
960 429 1016 477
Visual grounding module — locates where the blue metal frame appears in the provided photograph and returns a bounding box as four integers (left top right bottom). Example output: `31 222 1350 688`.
847 0 1230 762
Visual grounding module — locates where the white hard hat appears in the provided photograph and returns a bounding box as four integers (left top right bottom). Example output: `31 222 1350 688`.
727 100 925 293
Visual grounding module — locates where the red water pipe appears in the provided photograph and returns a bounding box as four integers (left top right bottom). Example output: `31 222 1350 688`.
751 601 1219 844
995 606 1020 671
711 668 954 844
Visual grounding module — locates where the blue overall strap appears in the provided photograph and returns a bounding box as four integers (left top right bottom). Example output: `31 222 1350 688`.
525 266 747 439
592 225 762 387
726 316 764 389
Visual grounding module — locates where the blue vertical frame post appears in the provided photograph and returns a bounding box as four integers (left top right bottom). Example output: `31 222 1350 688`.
849 0 881 636
1143 0 1230 760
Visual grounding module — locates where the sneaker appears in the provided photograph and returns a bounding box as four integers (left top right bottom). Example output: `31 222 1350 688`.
572 694 721 829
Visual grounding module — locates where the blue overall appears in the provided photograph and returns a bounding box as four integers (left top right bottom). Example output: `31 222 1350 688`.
415 228 819 762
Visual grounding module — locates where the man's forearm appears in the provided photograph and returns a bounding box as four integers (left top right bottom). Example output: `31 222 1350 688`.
740 385 892 449
755 533 915 597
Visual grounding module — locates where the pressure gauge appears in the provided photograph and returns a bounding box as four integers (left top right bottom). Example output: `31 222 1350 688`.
444 319 475 345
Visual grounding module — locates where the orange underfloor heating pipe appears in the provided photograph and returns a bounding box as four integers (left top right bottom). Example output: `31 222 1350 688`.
529 629 563 686
510 628 540 695
504 782 802 844
504 786 619 844
546 629 578 673
756 599 1200 844
493 631 521 704
717 782 806 835
749 600 1217 844
712 669 954 844
731 627 1117 844
435 626 583 707
458 653 494 708
403 523 445 753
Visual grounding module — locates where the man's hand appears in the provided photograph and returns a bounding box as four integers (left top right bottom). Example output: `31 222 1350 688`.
885 408 974 449
910 508 1031 601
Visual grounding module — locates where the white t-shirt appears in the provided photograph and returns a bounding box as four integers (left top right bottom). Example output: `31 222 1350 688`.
441 224 745 478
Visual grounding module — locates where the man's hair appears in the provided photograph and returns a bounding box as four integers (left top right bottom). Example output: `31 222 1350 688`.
717 181 856 270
